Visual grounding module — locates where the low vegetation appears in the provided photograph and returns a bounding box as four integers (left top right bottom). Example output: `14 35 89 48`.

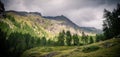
82 45 99 53
21 38 120 57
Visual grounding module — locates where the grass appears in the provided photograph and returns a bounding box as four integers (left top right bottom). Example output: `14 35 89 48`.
21 38 120 57
2 13 52 38
82 45 99 53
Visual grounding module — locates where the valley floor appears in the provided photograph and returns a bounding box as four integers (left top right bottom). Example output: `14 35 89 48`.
21 38 120 57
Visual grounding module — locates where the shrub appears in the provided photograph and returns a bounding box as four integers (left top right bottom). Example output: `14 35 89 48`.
82 45 99 53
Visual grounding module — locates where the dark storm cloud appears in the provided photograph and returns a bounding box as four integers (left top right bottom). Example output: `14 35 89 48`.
1 0 120 29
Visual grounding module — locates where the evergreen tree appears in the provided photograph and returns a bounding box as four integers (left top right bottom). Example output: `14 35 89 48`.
47 39 51 46
36 38 41 46
73 34 79 46
96 34 100 42
96 34 105 42
24 34 31 49
0 0 5 18
89 36 94 44
57 30 65 46
103 4 120 38
81 32 88 44
0 29 9 57
41 36 46 46
66 30 72 46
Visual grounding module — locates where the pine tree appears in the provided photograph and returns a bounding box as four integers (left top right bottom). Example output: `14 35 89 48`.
103 4 120 38
81 32 88 44
73 34 79 46
0 0 5 18
0 29 9 57
57 30 65 46
66 30 72 46
41 36 46 46
36 38 41 46
89 36 94 44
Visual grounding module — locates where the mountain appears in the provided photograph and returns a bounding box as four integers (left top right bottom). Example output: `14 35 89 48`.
43 15 84 35
2 10 51 38
0 10 103 57
3 10 102 38
80 27 103 34
43 15 80 30
43 15 102 34
5 11 102 35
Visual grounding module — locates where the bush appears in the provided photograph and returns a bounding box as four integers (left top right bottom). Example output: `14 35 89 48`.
82 45 99 53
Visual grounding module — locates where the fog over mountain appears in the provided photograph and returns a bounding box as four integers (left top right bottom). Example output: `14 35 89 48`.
1 0 120 29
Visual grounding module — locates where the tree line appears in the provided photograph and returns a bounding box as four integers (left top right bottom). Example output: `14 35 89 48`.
57 30 103 46
0 28 105 57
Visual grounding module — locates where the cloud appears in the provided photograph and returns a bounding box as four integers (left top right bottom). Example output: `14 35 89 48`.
2 0 120 29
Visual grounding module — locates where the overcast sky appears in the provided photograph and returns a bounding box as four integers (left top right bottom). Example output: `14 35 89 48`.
1 0 120 29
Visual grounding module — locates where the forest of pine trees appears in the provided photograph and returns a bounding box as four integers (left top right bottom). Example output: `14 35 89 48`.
57 30 96 46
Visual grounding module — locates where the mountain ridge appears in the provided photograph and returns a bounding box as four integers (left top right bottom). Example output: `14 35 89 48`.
5 10 102 35
43 15 102 34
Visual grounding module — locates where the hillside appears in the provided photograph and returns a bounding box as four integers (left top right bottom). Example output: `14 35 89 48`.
43 15 80 30
1 11 52 38
21 38 120 57
80 27 103 34
0 10 104 57
43 15 102 34
3 10 100 37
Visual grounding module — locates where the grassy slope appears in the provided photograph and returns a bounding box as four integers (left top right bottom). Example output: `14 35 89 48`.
0 12 53 39
1 11 95 39
21 38 120 57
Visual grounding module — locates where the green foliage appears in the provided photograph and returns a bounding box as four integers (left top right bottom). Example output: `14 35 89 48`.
0 21 10 32
46 39 55 46
66 30 72 46
73 34 79 46
56 31 95 46
57 30 65 46
6 15 21 28
23 23 32 31
82 45 99 53
0 28 9 57
0 0 5 18
81 32 89 44
7 32 38 57
40 37 47 46
57 30 74 46
22 38 120 57
36 38 41 46
103 4 120 38
89 36 94 44
95 34 105 42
